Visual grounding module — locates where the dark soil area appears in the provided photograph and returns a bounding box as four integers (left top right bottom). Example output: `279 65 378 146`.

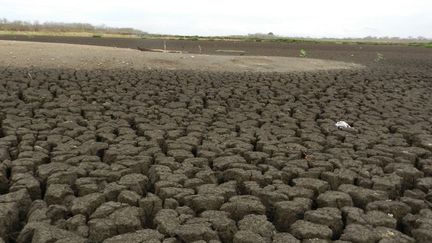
0 37 432 243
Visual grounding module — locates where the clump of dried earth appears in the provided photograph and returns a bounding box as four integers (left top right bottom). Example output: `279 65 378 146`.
0 40 432 243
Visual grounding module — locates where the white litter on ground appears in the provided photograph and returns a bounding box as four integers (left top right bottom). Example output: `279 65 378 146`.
335 121 351 129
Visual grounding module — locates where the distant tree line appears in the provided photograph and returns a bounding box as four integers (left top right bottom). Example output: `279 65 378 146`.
0 18 147 35
237 33 431 42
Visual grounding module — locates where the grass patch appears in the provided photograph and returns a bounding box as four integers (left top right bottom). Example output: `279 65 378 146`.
408 42 432 48
299 49 307 57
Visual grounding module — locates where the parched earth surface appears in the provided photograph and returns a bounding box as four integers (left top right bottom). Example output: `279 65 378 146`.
0 38 432 243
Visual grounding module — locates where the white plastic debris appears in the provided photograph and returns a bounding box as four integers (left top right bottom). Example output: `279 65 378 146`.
335 121 351 129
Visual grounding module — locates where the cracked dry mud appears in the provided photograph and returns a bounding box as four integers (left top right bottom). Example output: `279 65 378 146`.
1 41 432 243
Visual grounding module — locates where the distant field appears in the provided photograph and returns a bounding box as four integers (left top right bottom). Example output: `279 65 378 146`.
1 30 431 48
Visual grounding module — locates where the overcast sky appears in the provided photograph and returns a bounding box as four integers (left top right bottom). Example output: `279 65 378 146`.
1 0 431 38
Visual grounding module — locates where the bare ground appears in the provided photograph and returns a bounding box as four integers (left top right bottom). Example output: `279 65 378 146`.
0 38 432 243
0 40 362 72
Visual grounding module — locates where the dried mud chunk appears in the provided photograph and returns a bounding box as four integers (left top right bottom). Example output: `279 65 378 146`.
419 160 432 176
0 147 11 161
118 173 148 195
167 149 194 162
154 181 181 194
316 191 353 208
272 233 300 243
238 214 275 242
184 194 225 213
400 196 428 213
110 206 144 233
47 170 78 185
365 200 411 220
254 190 289 209
103 182 127 201
27 200 49 223
341 206 367 225
338 184 388 208
374 227 415 243
0 163 9 193
89 204 144 242
304 207 343 237
9 172 41 200
412 228 432 243
243 151 269 165
11 158 46 173
200 210 237 243
223 168 263 184
163 198 179 209
139 193 162 223
196 182 237 201
46 204 68 223
213 155 247 170
339 224 379 243
118 156 153 174
103 149 120 163
233 230 266 243
274 200 309 231
158 187 195 202
184 178 205 189
16 222 87 243
321 169 357 190
71 193 105 216
161 238 180 243
416 177 432 192
37 163 71 181
79 141 108 156
364 210 397 228
289 220 332 240
385 163 423 185
75 177 104 196
276 185 315 199
302 239 330 243
0 189 32 218
0 202 19 241
174 224 219 242
220 195 265 220
371 174 402 198
65 214 89 238
88 218 117 243
154 209 181 236
412 134 432 151
103 229 164 243
118 190 141 206
292 178 329 194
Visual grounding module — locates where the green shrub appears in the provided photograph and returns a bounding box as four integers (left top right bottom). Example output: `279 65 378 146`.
299 49 307 57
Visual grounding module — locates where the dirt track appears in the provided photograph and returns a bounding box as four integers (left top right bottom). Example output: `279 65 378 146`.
0 37 432 243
